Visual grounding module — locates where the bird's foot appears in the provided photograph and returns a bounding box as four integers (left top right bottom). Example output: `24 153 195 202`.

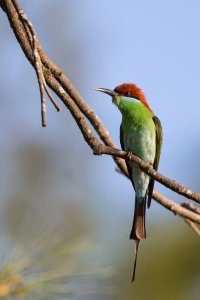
147 164 153 172
93 145 102 156
126 151 133 162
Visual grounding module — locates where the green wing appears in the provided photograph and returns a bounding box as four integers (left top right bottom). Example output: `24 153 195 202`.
120 124 135 190
147 115 163 208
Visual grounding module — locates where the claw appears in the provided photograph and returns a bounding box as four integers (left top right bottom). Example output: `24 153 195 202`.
93 145 102 156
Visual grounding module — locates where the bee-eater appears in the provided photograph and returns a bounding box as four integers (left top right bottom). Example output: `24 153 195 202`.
94 83 162 281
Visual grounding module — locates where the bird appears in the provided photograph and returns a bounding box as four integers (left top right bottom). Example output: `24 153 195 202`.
94 83 162 281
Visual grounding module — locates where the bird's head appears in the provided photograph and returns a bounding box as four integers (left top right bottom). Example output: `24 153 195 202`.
93 83 150 110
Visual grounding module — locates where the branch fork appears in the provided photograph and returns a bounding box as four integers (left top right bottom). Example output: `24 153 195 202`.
12 0 61 126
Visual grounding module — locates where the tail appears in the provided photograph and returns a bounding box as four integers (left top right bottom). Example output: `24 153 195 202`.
130 195 146 240
130 196 146 282
131 239 140 282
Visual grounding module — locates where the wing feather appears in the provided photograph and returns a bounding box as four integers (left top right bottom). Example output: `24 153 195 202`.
147 115 163 208
120 124 135 190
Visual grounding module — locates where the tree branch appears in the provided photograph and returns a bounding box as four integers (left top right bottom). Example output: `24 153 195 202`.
153 191 200 224
181 202 200 215
12 0 61 126
184 219 200 237
1 0 200 231
92 144 200 205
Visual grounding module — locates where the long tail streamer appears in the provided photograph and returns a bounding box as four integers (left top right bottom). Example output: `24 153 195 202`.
131 239 140 282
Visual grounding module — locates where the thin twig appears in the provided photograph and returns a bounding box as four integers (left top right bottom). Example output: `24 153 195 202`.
181 202 200 236
17 8 47 126
43 83 61 112
153 190 200 224
185 219 200 237
12 0 61 126
181 202 200 215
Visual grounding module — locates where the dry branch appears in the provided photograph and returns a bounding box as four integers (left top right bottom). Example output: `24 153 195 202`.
185 219 200 237
12 0 61 126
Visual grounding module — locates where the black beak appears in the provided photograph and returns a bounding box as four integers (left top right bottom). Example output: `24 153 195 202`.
93 87 118 97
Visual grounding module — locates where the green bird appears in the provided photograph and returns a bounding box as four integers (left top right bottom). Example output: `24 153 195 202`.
94 83 162 281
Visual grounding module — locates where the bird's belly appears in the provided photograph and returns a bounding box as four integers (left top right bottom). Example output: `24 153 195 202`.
124 129 156 163
124 129 156 198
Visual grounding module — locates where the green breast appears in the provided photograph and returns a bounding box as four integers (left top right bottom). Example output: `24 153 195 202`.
118 96 156 162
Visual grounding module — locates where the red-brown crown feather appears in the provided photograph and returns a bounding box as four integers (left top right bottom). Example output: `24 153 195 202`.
114 83 151 110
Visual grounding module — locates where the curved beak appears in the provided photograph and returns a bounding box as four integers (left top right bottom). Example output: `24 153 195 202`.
92 87 118 97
